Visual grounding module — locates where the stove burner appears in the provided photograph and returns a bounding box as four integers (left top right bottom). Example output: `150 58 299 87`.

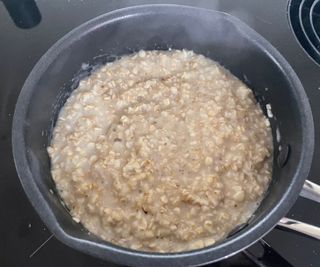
311 0 320 40
289 0 320 65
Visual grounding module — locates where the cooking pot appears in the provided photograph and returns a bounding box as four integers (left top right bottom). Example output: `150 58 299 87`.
12 4 320 267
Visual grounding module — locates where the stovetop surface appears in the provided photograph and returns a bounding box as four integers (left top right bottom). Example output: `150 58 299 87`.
0 0 319 266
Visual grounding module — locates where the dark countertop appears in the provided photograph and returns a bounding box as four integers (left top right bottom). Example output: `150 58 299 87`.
0 0 319 266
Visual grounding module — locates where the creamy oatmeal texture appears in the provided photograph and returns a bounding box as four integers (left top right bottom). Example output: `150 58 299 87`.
48 50 272 252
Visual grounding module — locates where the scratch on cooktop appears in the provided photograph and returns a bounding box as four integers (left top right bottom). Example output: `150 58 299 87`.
255 16 272 25
29 234 54 258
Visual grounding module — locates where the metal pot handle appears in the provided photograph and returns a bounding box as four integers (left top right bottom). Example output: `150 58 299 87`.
277 180 320 240
299 180 320 203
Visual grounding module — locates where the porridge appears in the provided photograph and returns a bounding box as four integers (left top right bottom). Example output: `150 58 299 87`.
48 50 273 252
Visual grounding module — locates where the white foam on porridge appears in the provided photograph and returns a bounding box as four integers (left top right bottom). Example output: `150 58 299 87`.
266 103 273 118
276 127 281 143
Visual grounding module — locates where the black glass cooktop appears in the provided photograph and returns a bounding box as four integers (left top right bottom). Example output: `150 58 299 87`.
0 0 319 266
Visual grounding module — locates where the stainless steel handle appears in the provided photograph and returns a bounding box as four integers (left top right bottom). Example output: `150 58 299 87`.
277 217 320 240
299 180 320 203
276 180 320 240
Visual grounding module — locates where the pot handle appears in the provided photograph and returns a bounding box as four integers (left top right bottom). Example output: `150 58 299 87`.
299 180 320 203
277 218 320 240
276 180 320 240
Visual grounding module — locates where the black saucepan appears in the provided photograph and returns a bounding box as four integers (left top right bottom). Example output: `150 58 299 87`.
12 5 315 267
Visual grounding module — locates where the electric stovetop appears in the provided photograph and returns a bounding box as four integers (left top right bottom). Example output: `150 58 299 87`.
1 0 319 266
